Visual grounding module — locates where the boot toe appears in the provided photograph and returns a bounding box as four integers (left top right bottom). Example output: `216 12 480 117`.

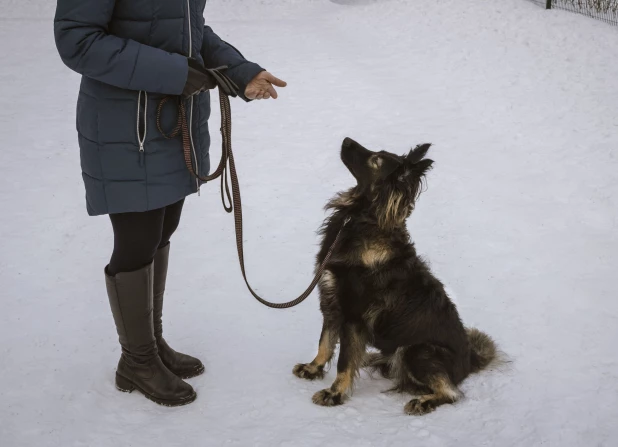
158 338 205 379
177 380 197 400
175 354 205 379
147 374 197 407
116 357 198 407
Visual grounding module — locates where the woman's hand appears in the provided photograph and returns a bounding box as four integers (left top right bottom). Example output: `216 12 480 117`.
245 71 287 100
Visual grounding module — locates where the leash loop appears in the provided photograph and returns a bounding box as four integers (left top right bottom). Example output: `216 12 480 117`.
156 91 347 309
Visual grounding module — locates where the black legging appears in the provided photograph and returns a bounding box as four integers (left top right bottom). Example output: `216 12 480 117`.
107 199 185 276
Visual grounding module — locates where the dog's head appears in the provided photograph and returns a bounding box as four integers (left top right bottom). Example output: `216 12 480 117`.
340 137 433 229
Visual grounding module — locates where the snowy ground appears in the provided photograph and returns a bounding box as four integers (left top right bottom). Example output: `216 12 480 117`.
1 0 618 446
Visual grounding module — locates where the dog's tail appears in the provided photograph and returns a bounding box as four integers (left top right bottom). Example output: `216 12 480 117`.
467 327 499 373
362 352 392 379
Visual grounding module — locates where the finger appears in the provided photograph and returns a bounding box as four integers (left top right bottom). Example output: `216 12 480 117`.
265 73 287 88
263 91 271 100
267 85 278 99
256 93 265 100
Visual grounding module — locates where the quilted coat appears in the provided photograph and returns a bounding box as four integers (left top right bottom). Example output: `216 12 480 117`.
54 0 263 215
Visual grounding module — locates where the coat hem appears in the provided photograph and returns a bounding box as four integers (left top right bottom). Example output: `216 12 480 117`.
85 187 196 217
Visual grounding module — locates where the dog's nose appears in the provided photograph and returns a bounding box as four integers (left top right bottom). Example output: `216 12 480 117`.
342 137 354 148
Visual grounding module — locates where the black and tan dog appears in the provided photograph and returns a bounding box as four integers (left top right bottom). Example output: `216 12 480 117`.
293 138 498 415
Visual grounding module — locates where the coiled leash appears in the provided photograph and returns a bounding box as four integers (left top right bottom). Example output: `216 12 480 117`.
157 67 348 309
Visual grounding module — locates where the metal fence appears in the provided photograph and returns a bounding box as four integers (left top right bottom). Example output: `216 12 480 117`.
529 0 618 25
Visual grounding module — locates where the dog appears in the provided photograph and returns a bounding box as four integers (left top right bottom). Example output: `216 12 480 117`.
293 137 498 415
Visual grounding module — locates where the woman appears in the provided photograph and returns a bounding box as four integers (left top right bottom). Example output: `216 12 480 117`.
54 0 286 407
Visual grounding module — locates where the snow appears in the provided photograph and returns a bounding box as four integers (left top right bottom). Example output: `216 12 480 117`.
1 0 618 445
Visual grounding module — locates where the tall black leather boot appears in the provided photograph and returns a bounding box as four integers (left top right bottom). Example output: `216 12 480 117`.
153 243 205 379
105 263 197 406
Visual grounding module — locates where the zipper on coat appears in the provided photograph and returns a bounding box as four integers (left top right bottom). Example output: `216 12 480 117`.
186 0 201 194
137 90 148 167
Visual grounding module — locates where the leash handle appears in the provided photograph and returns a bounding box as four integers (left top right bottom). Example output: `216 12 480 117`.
157 92 346 309
157 96 233 210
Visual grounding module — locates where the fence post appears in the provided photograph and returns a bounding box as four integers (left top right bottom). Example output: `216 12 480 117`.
546 0 552 9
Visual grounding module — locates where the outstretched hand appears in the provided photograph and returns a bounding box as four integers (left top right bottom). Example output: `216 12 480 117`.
245 71 287 100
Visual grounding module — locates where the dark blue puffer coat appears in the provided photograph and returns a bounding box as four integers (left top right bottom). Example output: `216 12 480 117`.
54 0 263 216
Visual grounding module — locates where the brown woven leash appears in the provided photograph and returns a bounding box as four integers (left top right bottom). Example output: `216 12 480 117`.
157 92 348 309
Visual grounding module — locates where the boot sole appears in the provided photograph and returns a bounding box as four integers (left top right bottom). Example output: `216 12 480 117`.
115 373 197 407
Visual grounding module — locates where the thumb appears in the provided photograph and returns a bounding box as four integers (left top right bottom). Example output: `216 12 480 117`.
265 72 287 88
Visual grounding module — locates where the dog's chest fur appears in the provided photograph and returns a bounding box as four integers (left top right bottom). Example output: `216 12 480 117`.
317 220 416 337
316 213 466 356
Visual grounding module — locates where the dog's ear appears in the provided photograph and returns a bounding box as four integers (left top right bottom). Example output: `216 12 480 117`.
407 143 432 164
414 158 434 175
400 158 433 182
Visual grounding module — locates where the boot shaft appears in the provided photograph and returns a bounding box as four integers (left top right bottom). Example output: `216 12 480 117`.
105 263 157 362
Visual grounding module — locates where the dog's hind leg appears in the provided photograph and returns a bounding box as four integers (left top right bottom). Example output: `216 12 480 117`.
402 344 463 416
293 321 338 380
312 323 366 406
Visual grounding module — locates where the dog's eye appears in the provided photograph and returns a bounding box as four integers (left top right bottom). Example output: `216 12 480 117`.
398 171 411 182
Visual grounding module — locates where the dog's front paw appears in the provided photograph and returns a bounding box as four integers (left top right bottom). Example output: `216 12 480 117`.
404 398 436 416
293 363 325 381
312 388 344 407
